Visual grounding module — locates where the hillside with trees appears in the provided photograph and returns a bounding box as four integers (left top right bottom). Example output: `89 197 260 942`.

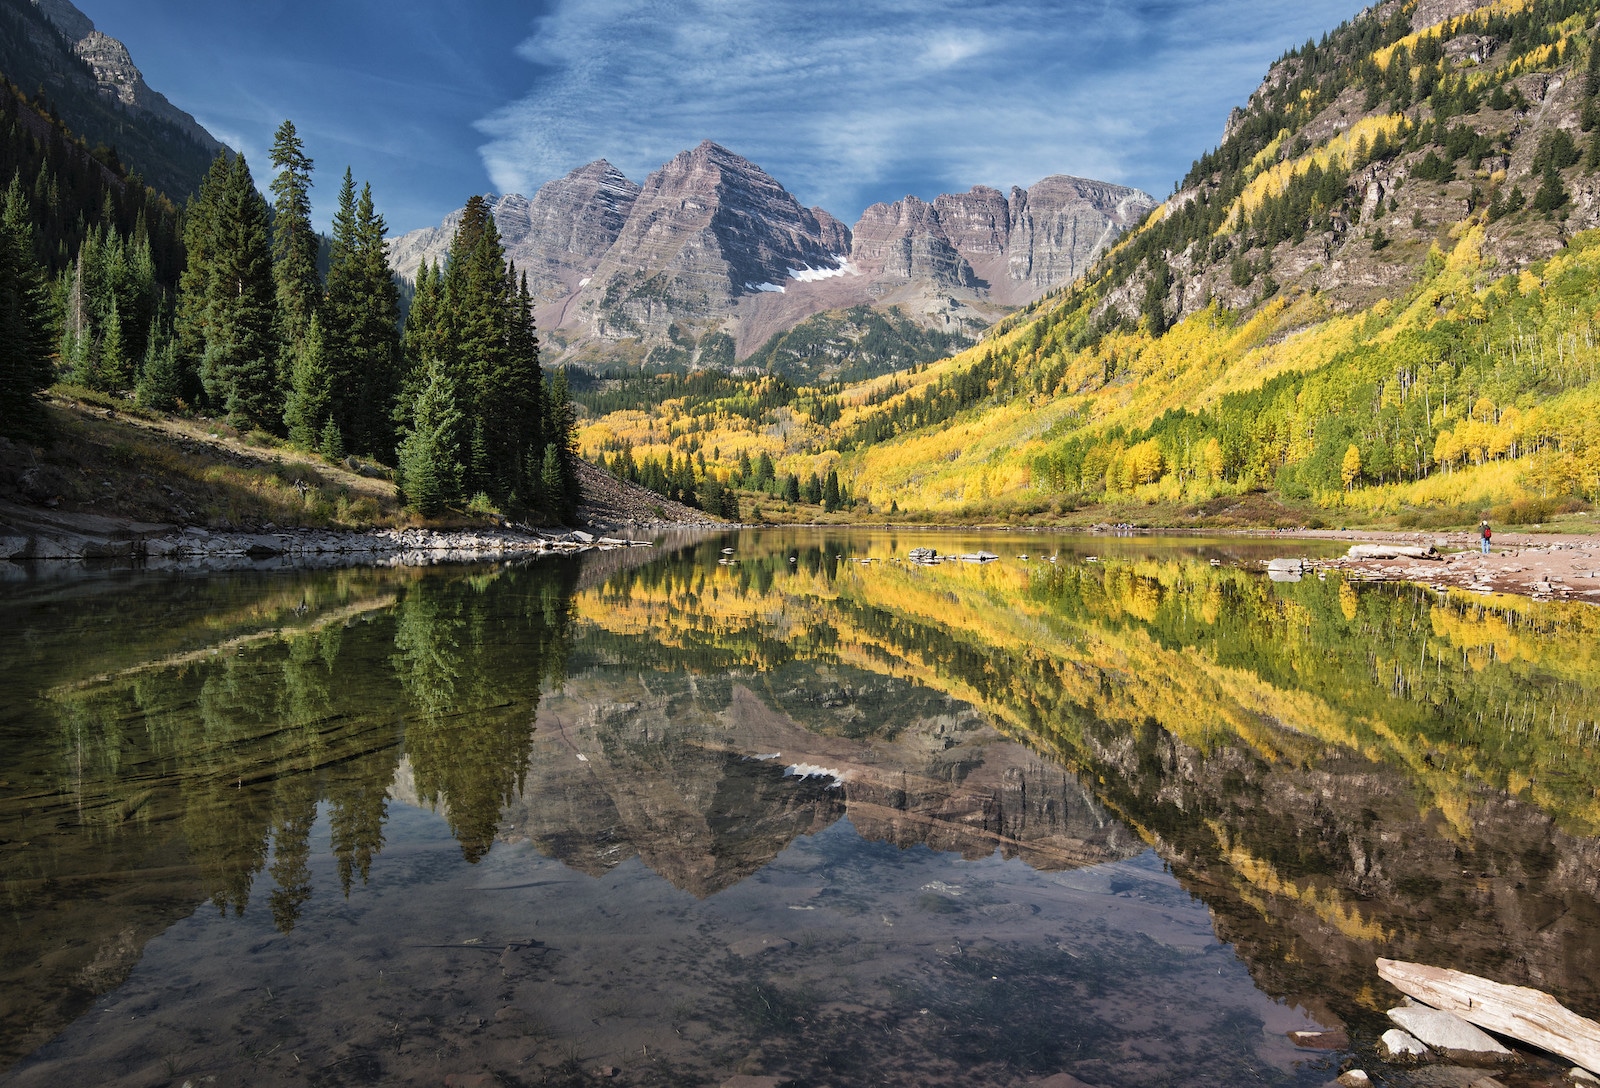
575 0 1600 529
0 83 581 525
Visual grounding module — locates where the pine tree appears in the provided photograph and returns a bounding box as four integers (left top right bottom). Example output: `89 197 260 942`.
440 194 511 497
539 443 566 521
174 153 229 397
319 415 345 460
283 312 333 449
400 258 444 400
396 356 464 516
269 120 321 384
1533 164 1569 214
0 178 55 440
822 469 841 512
98 298 130 392
197 154 279 429
136 322 182 411
542 367 579 515
325 172 401 458
503 269 543 503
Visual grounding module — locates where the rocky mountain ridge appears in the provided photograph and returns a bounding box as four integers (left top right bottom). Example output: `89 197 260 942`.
1 0 224 195
390 140 1154 368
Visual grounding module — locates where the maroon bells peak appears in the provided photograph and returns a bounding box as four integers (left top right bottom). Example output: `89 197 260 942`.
390 141 1154 366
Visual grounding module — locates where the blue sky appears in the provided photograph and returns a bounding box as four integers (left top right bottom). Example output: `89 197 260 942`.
80 0 1361 233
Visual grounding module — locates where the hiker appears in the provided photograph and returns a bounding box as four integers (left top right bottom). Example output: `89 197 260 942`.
1479 518 1492 555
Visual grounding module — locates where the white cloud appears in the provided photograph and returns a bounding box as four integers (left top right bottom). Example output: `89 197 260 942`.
477 0 1361 220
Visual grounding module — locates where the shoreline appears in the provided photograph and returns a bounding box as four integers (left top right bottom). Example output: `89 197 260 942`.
0 500 682 577
7 506 1597 607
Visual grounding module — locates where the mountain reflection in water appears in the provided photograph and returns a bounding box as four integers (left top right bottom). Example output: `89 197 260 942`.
2 530 1598 1086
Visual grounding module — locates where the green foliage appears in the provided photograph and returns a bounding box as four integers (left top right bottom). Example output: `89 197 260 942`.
1533 165 1570 214
269 120 322 389
747 304 973 384
1532 128 1581 174
325 170 402 459
183 152 280 430
283 313 333 450
0 176 54 439
135 330 182 412
396 357 464 516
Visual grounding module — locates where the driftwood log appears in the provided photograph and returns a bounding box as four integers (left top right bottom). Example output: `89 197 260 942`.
1377 959 1600 1075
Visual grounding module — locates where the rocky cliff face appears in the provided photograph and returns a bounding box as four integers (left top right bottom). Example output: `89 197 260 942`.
1410 0 1496 32
389 143 1154 367
26 0 222 166
0 0 223 197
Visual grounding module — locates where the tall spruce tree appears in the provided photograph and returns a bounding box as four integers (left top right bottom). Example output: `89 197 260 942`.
283 311 333 450
174 153 230 401
325 171 401 459
399 257 444 407
269 121 321 385
0 177 55 440
440 194 510 498
504 268 543 503
182 152 278 428
541 367 579 513
397 355 464 516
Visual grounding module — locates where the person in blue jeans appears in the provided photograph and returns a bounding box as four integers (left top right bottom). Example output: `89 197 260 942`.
1479 519 1492 554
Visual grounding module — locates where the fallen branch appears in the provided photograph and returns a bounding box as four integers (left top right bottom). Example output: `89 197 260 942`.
1377 959 1600 1075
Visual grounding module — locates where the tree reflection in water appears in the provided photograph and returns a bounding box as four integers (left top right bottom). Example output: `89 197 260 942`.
3 533 1599 1078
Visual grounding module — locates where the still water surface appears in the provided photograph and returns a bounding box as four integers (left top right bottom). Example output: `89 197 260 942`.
3 531 1599 1087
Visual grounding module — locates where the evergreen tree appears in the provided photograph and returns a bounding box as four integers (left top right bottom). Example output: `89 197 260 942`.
400 257 445 405
397 356 464 516
541 367 579 514
503 269 543 503
283 311 333 449
1533 164 1569 214
539 443 567 521
319 415 345 460
783 473 800 503
440 194 511 496
0 177 55 440
269 120 321 384
98 297 130 392
136 320 182 411
198 153 279 429
822 469 841 512
356 184 402 456
174 153 229 398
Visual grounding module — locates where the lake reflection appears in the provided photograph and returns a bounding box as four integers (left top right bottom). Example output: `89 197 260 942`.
2 530 1599 1087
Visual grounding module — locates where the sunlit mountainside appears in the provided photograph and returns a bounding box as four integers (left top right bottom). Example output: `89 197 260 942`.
579 0 1600 527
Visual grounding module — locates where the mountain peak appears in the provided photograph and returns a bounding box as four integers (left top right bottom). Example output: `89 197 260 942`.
3 0 224 196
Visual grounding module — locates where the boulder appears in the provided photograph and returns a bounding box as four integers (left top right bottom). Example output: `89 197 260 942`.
1337 1072 1372 1087
1379 1028 1431 1062
1389 1005 1514 1065
1267 557 1306 572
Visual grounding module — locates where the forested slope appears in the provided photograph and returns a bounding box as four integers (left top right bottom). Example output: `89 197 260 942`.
577 0 1600 526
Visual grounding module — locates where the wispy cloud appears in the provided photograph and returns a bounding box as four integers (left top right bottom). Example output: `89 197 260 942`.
477 0 1359 219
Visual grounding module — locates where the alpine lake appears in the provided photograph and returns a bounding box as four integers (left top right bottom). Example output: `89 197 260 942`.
3 530 1599 1088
